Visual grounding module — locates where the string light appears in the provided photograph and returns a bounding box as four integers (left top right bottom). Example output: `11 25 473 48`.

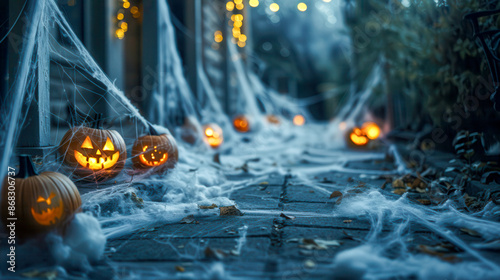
120 22 128 31
236 3 244 10
239 34 247 42
226 1 235 11
115 29 125 39
123 2 130 8
297 3 307 12
249 0 259 7
214 31 223 43
237 41 246 48
269 3 279 12
117 13 124 20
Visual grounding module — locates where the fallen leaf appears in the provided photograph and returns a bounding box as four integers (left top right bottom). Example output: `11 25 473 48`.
381 181 387 189
342 230 361 241
460 228 481 237
175 266 185 272
204 247 225 260
309 190 315 193
288 238 341 250
393 188 406 195
418 245 461 263
180 215 198 224
330 191 343 199
220 205 244 216
343 220 352 223
347 177 354 182
335 196 343 205
392 179 405 188
259 181 269 185
199 203 218 209
417 199 431 205
280 213 296 220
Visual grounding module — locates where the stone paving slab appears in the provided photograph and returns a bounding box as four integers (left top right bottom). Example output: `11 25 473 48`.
107 237 271 262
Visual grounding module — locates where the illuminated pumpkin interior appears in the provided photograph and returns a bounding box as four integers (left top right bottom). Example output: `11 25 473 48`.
31 192 63 226
350 128 369 146
74 136 120 170
204 125 224 148
139 145 168 167
233 116 250 133
293 114 305 126
362 122 381 140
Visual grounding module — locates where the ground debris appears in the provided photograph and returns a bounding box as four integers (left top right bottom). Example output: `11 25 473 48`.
418 244 461 263
175 266 185 272
343 219 352 223
460 228 481 237
288 238 341 250
199 203 218 209
22 270 58 280
204 247 226 260
280 213 296 220
220 205 244 216
329 190 343 199
304 259 316 268
180 215 199 224
417 199 431 205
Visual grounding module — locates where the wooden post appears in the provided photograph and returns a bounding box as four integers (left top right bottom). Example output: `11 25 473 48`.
9 0 52 159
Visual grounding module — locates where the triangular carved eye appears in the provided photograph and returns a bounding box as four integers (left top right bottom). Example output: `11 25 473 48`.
81 136 93 149
103 137 115 151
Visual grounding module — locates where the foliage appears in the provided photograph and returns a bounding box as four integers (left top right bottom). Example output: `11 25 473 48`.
346 0 500 130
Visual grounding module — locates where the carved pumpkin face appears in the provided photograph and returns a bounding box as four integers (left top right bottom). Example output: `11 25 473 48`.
349 127 369 146
203 123 224 148
31 192 64 226
132 134 179 172
233 115 250 133
59 127 127 181
1 156 82 236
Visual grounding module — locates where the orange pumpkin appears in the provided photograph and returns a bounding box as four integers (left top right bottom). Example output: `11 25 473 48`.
59 114 127 181
203 123 224 148
132 125 179 172
1 156 81 237
233 115 251 133
346 127 369 147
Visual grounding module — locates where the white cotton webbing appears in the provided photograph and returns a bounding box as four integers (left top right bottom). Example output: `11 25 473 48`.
0 0 44 185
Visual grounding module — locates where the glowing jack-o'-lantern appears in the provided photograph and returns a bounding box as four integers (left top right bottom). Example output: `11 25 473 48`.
349 127 369 146
203 123 224 148
233 115 250 133
293 114 306 126
1 155 81 237
362 122 381 140
132 125 179 172
59 114 127 181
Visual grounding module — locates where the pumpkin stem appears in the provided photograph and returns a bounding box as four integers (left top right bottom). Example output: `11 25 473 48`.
92 113 103 129
16 155 39 178
148 123 160 136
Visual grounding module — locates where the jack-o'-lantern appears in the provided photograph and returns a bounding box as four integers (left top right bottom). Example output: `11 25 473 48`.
266 115 280 125
203 123 224 148
361 122 381 140
59 114 127 181
132 125 179 172
293 114 305 126
233 115 250 133
347 127 369 147
1 155 81 237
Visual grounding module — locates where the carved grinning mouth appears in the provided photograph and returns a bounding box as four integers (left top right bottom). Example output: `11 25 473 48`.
31 199 63 226
140 153 167 166
74 150 120 170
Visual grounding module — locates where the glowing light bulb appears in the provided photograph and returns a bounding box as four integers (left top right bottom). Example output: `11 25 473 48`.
120 22 128 31
269 3 279 12
297 3 307 12
293 115 305 126
214 31 223 43
123 2 130 8
239 34 247 42
237 41 246 48
226 1 235 11
236 3 244 10
249 0 259 8
130 6 139 14
115 29 125 39
117 13 124 20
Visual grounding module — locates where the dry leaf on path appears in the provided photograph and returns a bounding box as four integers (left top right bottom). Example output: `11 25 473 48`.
330 191 343 199
180 215 198 224
204 247 225 260
220 205 244 216
199 203 218 209
280 213 296 220
460 228 481 237
175 266 185 272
